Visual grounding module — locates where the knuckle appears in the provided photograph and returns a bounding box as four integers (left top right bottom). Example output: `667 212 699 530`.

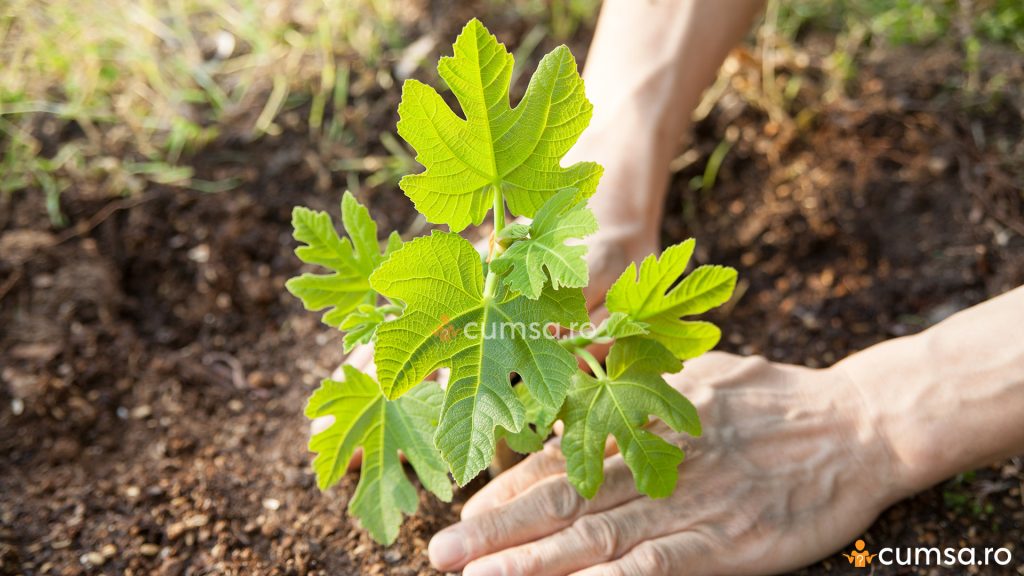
541 441 564 458
631 541 672 575
573 514 620 560
537 441 566 469
536 478 585 522
508 547 542 576
495 554 527 576
474 507 516 542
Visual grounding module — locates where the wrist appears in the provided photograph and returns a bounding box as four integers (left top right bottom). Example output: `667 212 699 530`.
566 122 670 237
828 354 927 500
833 291 1024 496
835 323 995 494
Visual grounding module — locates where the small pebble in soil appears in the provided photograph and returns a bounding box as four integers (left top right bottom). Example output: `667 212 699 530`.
80 551 105 567
262 497 281 511
140 543 161 557
260 518 280 537
184 514 209 528
167 522 187 540
247 370 269 388
384 549 403 564
159 556 186 576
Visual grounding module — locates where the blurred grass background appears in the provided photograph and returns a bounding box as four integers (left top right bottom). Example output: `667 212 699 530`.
1 0 1022 227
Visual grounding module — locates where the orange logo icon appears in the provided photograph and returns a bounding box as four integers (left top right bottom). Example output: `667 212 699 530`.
435 314 459 343
843 539 877 568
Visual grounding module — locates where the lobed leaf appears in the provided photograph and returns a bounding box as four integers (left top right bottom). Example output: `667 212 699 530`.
369 231 587 484
606 240 737 359
497 383 558 454
490 188 598 299
287 191 398 327
561 338 701 499
305 366 452 545
600 311 650 340
338 304 388 353
396 19 602 232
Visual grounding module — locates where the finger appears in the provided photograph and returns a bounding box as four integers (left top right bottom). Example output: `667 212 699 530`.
476 432 614 499
460 441 567 519
430 456 641 572
570 531 713 576
461 489 680 576
667 351 747 391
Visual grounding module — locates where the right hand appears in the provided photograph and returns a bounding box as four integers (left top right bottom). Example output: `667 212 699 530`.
429 352 912 575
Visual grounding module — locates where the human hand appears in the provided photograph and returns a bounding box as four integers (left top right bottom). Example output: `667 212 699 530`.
428 352 913 575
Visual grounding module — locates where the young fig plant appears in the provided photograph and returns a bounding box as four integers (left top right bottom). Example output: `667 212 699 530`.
287 19 737 545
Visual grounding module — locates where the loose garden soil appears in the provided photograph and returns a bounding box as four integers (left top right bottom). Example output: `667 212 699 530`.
2 13 1023 576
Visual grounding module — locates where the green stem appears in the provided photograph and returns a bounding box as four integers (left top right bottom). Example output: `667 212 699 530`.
483 184 506 299
492 183 506 233
561 333 592 351
378 303 402 316
560 321 614 351
483 270 499 299
489 186 508 260
575 347 606 380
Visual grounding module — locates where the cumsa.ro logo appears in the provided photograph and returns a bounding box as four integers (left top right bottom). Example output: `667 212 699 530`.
841 538 1014 568
843 539 876 568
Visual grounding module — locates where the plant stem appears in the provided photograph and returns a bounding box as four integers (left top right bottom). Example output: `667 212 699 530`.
483 269 498 299
575 347 606 380
492 183 506 233
483 184 506 299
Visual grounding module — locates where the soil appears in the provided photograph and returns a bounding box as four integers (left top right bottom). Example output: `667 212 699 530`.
2 13 1024 576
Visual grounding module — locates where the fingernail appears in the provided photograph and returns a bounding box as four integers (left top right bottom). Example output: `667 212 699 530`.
428 528 466 569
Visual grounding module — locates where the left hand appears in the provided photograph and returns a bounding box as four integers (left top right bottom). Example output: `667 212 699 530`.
428 352 913 576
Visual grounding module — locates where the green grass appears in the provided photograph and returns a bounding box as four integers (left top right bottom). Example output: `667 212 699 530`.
1 0 1020 227
0 0 409 219
0 0 608 225
776 0 1024 48
750 0 1024 114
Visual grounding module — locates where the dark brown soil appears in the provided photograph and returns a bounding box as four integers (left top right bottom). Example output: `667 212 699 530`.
2 14 1023 576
